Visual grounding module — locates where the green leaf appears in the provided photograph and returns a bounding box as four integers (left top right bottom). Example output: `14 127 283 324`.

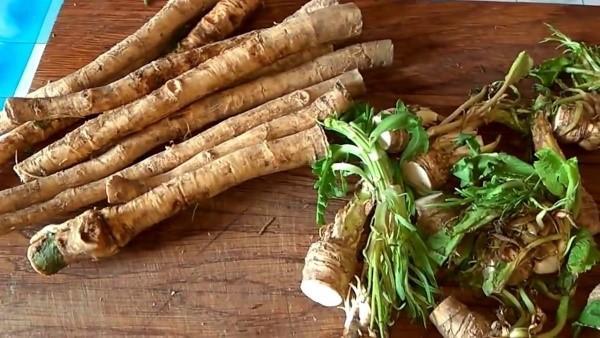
533 149 581 213
369 101 429 163
482 260 516 296
566 229 600 276
456 133 481 155
574 300 600 330
451 152 535 188
531 56 572 87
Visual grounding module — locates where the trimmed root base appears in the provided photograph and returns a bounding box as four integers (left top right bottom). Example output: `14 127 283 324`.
301 240 356 307
430 296 491 338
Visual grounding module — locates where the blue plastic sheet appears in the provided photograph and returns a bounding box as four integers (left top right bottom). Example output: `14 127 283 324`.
0 0 63 107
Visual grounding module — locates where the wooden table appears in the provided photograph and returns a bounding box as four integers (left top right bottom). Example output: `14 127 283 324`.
1 0 599 336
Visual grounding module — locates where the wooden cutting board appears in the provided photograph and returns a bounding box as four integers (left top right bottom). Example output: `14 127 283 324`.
1 0 599 336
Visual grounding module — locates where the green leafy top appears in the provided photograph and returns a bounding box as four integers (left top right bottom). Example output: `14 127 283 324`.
313 101 436 335
427 147 581 273
532 25 600 91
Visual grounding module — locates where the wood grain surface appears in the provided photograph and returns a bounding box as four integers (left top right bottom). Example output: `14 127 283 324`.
1 0 600 337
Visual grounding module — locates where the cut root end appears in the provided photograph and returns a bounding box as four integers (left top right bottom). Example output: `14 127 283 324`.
300 279 344 307
27 232 67 275
402 161 433 194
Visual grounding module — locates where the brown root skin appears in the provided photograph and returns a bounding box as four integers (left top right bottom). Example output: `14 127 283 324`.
532 113 565 156
0 52 355 215
578 187 600 235
301 189 373 307
430 296 492 338
553 95 600 151
176 0 262 52
0 0 219 164
4 36 249 123
403 133 495 194
27 126 328 274
14 4 363 179
415 192 459 236
5 44 332 123
0 68 378 232
0 118 19 134
107 81 358 204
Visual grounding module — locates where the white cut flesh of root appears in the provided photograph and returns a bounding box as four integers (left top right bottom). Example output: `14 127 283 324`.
300 279 343 307
402 161 432 193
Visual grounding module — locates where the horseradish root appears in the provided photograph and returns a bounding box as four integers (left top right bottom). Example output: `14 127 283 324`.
0 55 357 215
430 296 492 338
0 0 218 162
27 125 329 275
4 3 329 123
301 189 373 307
552 93 600 151
107 82 358 203
403 133 499 193
0 71 366 232
14 4 363 180
176 0 262 52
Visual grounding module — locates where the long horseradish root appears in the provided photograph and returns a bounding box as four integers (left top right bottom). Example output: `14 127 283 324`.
0 48 356 215
107 82 358 203
4 0 322 124
301 189 373 307
27 125 329 275
0 0 218 133
4 45 332 123
15 4 363 180
430 296 492 338
0 0 335 160
0 71 367 232
175 0 261 52
0 39 393 230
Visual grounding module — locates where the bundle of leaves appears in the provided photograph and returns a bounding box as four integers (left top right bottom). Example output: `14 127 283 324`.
313 101 437 336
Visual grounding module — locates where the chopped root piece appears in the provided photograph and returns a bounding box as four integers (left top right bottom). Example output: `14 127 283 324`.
430 296 492 338
301 189 373 307
106 82 358 203
403 133 494 194
27 125 329 274
176 0 262 52
14 4 363 180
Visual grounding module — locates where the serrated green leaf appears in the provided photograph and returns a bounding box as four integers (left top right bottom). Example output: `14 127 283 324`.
574 301 600 330
566 229 600 276
534 148 569 197
531 56 572 87
533 149 581 213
